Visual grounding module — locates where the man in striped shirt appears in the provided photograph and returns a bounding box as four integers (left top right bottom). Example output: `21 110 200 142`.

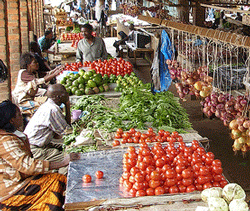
24 84 71 175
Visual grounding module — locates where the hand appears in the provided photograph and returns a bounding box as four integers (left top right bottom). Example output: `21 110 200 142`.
53 65 65 76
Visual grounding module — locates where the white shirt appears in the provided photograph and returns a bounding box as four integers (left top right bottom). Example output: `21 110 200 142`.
24 99 70 147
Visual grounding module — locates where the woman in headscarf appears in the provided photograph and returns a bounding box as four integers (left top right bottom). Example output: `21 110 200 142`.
0 100 79 210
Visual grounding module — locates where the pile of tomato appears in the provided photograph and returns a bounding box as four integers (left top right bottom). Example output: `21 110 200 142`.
112 128 183 146
63 61 83 72
82 58 133 77
119 133 227 197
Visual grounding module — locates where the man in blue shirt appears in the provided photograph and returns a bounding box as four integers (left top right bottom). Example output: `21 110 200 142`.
38 30 55 55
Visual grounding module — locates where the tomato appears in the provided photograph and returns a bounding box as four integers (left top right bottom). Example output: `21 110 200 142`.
203 182 213 190
149 180 160 189
117 128 123 134
171 131 179 138
130 167 140 176
162 164 171 172
182 178 193 187
150 171 161 181
220 180 228 188
197 176 210 185
138 162 147 171
158 129 165 137
95 171 104 179
182 169 192 179
205 156 214 165
155 159 165 168
141 148 151 156
213 174 223 182
123 163 132 172
123 180 133 191
195 184 203 191
112 140 120 147
136 190 146 197
135 172 144 183
176 136 183 142
165 178 177 187
166 169 176 179
186 185 196 193
147 127 154 134
199 166 210 176
115 133 122 139
212 166 223 174
129 128 136 134
178 185 186 193
82 174 92 183
213 181 221 187
135 131 142 138
146 188 155 196
155 186 165 195
129 188 137 197
122 171 131 180
143 155 153 165
193 163 203 172
212 159 222 167
169 185 179 194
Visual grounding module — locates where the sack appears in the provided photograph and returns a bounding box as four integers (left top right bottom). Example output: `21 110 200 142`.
0 59 8 83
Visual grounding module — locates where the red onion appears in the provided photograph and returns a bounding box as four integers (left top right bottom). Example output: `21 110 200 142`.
240 99 247 106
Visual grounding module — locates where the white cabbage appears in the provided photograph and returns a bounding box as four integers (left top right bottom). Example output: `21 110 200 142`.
208 197 229 211
201 187 223 202
222 183 246 203
229 199 249 211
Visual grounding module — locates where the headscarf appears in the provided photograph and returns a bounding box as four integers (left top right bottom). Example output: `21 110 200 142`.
0 100 17 132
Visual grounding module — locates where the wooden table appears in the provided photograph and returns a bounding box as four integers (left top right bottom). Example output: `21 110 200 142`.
126 42 154 66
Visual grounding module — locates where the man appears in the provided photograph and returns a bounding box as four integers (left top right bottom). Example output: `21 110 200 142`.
38 30 55 55
24 84 71 174
76 23 108 63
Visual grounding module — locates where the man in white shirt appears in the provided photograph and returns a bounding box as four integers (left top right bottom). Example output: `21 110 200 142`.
24 84 71 174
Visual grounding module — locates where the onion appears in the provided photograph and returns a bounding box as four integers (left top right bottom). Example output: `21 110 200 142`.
238 125 246 132
200 101 205 106
186 77 195 85
183 87 189 95
218 94 225 103
215 110 221 118
240 99 247 107
234 102 242 111
203 106 211 113
207 110 213 117
243 120 250 129
210 106 216 113
233 139 243 151
216 104 224 110
194 81 203 91
237 136 246 144
200 90 209 98
231 129 241 139
237 117 245 126
223 120 229 127
229 119 238 130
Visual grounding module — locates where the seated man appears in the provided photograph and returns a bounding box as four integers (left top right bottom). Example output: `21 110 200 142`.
38 30 55 56
113 23 135 54
24 84 71 175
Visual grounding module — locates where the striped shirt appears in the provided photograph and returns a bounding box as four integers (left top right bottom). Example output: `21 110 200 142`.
24 99 70 147
0 130 49 202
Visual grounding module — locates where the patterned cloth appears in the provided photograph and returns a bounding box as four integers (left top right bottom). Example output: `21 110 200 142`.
0 173 66 211
76 36 108 62
24 99 70 148
0 130 50 202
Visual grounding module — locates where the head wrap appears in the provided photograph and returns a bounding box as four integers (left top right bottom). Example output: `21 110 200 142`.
0 100 17 132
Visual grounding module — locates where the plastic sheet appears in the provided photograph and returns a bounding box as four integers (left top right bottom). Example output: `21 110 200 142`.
65 148 127 204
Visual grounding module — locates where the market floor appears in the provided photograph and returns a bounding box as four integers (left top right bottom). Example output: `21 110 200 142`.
130 58 250 201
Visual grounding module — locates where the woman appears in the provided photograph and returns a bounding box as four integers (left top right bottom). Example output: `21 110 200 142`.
0 100 79 210
12 52 63 118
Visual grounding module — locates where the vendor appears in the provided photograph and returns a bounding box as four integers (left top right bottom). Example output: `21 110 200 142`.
12 52 63 118
24 84 71 175
113 23 135 54
76 23 108 63
0 100 80 210
38 30 55 56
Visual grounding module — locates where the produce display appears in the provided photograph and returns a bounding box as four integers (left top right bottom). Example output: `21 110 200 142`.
201 93 249 126
112 128 184 146
60 32 83 41
60 69 109 96
82 57 133 77
72 86 192 132
201 184 248 211
119 140 227 197
229 116 250 153
167 60 213 99
115 73 143 92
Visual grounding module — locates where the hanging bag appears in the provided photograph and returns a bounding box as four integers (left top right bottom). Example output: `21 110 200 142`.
0 59 8 83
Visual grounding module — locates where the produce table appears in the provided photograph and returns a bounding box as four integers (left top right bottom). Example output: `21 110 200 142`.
64 147 208 211
53 42 76 55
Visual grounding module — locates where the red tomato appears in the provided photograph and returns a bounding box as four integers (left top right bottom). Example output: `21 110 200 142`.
135 172 144 183
213 174 223 182
182 169 192 179
146 188 155 196
155 186 165 195
138 162 147 171
150 171 161 181
129 188 137 197
186 185 196 193
82 174 92 183
178 185 186 193
136 190 146 197
169 185 179 194
155 159 165 168
220 180 228 188
199 166 210 176
95 171 103 179
212 166 223 174
166 169 176 179
112 140 120 147
117 128 123 134
158 129 165 137
182 178 193 187
203 182 213 190
129 128 136 134
195 184 203 191
212 159 222 167
149 180 160 189
165 178 177 187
